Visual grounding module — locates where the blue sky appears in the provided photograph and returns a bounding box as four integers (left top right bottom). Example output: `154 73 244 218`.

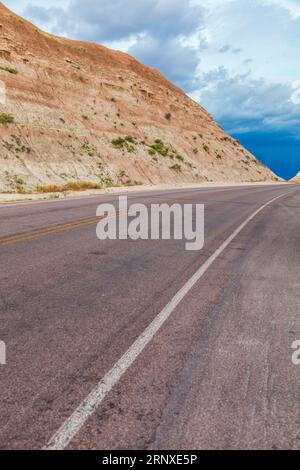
5 0 300 179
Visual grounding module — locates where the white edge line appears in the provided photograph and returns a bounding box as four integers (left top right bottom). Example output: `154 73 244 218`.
44 190 291 450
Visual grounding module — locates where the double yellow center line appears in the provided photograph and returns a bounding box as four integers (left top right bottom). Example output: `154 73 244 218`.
0 216 102 247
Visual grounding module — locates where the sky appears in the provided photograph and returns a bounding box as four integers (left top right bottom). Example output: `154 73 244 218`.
4 0 300 180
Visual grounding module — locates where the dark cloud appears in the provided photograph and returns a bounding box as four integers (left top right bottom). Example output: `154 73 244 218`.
128 35 199 89
197 66 300 134
193 65 300 178
218 45 242 54
24 0 203 42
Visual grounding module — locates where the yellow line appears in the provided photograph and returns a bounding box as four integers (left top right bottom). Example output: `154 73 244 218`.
0 217 102 246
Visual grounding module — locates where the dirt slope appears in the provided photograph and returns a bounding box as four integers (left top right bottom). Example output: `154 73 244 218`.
290 172 300 182
0 3 278 192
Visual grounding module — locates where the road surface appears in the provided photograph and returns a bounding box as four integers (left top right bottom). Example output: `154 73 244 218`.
0 183 299 450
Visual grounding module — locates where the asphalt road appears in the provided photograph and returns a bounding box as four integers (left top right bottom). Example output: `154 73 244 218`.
0 183 299 450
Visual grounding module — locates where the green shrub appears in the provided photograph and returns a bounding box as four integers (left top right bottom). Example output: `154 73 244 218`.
203 144 210 153
169 164 181 172
0 66 18 74
148 148 156 156
16 177 25 193
125 135 135 143
112 137 135 153
112 137 125 148
0 113 14 124
126 144 135 153
150 139 169 156
176 154 184 161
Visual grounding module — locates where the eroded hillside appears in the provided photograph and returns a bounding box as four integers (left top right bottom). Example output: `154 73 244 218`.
0 3 278 192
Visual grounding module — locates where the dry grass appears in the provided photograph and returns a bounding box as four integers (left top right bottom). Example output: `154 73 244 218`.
36 181 101 193
36 183 65 193
64 181 101 191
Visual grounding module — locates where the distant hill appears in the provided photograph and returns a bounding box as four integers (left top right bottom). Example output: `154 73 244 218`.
0 3 278 192
290 172 300 182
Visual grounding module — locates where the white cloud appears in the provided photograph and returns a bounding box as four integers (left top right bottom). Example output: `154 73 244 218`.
291 80 300 105
264 0 300 18
193 0 300 83
190 67 300 134
188 0 300 137
4 0 300 139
